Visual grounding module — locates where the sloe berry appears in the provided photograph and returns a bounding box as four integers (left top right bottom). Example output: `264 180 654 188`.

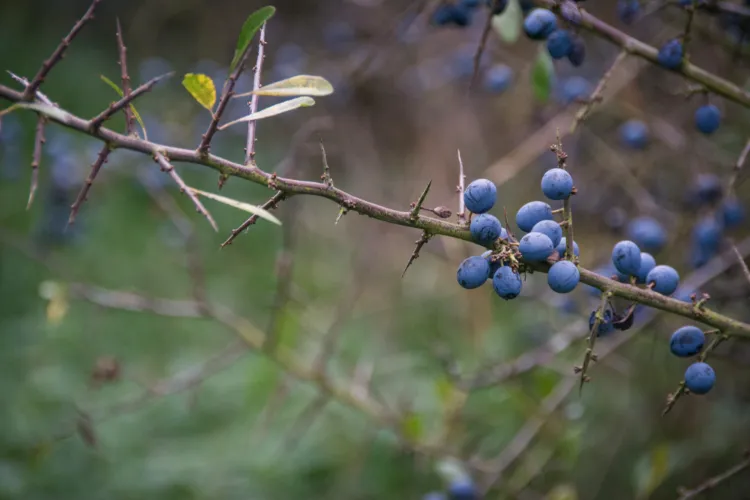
548 260 580 293
464 178 497 214
617 0 640 24
493 266 523 300
516 201 553 232
721 197 745 228
694 104 721 134
670 326 705 357
589 309 615 336
541 168 574 200
692 216 723 253
567 35 586 66
635 252 656 284
646 265 680 295
457 255 491 289
627 216 666 253
612 240 642 276
684 361 715 395
619 120 649 150
523 8 558 40
484 64 514 93
547 30 573 59
657 39 684 69
470 214 503 246
532 220 562 248
448 478 478 500
519 232 555 261
556 237 580 258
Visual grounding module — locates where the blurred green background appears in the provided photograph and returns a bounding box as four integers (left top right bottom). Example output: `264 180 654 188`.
2 0 750 498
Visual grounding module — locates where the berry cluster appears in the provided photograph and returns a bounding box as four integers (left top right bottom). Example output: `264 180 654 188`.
524 7 587 66
670 326 716 394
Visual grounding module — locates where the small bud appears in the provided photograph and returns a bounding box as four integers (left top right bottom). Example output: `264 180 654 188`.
433 206 452 219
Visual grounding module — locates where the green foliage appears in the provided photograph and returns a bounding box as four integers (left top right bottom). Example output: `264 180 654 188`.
530 45 555 103
229 6 276 72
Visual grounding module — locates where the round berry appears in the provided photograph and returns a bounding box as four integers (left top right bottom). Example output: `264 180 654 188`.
457 255 491 289
483 64 514 93
689 173 723 206
470 214 503 246
547 30 573 59
560 1 582 24
531 219 562 248
619 119 649 150
558 76 591 104
516 201 553 232
461 0 482 8
493 266 522 300
684 361 715 395
548 260 580 293
657 39 683 69
692 216 723 252
567 35 586 66
464 178 497 214
627 216 666 253
432 5 473 26
646 265 680 295
635 252 656 284
541 168 574 200
519 232 555 261
556 237 580 258
695 104 721 135
612 240 642 276
589 309 615 336
523 8 558 40
670 326 705 357
448 478 478 500
721 197 745 228
617 0 640 23
605 206 628 230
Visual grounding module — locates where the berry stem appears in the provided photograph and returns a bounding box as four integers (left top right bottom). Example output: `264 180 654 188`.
578 291 612 394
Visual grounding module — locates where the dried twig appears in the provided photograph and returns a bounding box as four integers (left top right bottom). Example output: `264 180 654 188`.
153 152 218 231
401 230 432 278
115 18 134 135
221 191 285 247
677 455 750 500
571 50 628 132
27 115 46 209
457 149 466 225
68 143 111 225
246 23 268 165
320 139 334 188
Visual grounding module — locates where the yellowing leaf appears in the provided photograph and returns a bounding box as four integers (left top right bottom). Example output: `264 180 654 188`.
100 75 148 140
230 6 276 72
218 97 315 130
235 75 334 98
182 73 216 111
187 187 282 226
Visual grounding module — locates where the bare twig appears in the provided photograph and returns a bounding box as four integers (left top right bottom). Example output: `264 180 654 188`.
681 1 698 60
153 152 218 231
68 143 111 225
89 72 172 131
320 139 334 188
221 191 285 247
115 18 134 136
246 23 268 165
8 71 54 106
470 5 495 91
457 149 466 225
23 0 102 101
577 291 612 392
27 115 46 209
402 231 432 278
729 137 750 192
677 455 750 500
571 50 628 132
552 132 576 261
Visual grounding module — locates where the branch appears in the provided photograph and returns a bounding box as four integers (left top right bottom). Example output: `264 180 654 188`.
571 50 628 133
537 0 750 109
68 143 111 225
677 454 750 500
89 72 172 131
22 0 102 101
2 84 750 337
246 23 268 165
457 149 466 225
115 18 134 135
27 115 46 209
221 190 285 248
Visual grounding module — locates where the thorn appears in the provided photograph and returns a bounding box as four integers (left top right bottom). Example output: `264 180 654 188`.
409 180 432 219
402 231 432 278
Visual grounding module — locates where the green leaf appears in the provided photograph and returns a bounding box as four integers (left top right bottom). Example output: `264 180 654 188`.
187 188 282 226
633 443 671 499
401 413 423 442
218 97 315 130
182 73 216 111
530 46 555 103
492 0 522 44
235 75 334 98
230 6 276 72
100 75 148 140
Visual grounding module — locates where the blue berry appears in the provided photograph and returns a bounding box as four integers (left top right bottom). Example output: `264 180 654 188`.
721 197 745 228
432 5 473 26
617 0 640 24
547 30 573 59
424 493 447 500
560 1 583 24
605 206 628 230
493 266 523 300
484 64 514 93
589 309 615 336
670 326 705 357
657 39 683 69
470 214 503 246
516 201 553 232
635 252 656 283
462 0 482 8
692 216 723 253
567 35 586 66
464 178 497 214
646 265 680 295
690 173 723 205
523 8 558 40
548 260 580 293
541 168 574 200
519 232 555 261
684 361 715 395
690 244 714 269
457 255 491 289
612 240 642 276
486 0 509 15
556 237 580 258
558 76 592 104
627 216 666 253
532 220 562 248
695 104 721 134
619 120 649 149
448 478 478 500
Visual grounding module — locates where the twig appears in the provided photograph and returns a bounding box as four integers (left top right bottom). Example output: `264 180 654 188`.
220 191 285 247
731 243 750 289
68 143 111 225
409 180 432 219
729 137 750 192
457 149 466 225
153 152 218 231
677 455 750 500
7 71 54 106
571 50 628 133
401 231 432 278
27 115 46 209
22 0 102 101
576 291 612 392
89 72 172 131
246 23 268 165
470 4 496 91
115 18 134 136
681 1 698 60
320 139 334 188
552 132 576 261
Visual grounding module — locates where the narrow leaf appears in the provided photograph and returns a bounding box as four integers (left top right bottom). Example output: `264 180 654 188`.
188 187 282 226
235 75 334 98
230 6 276 72
218 97 315 130
100 75 148 140
530 46 555 103
182 73 216 111
492 0 522 44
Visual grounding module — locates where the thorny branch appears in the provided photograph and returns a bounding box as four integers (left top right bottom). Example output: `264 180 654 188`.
28 115 46 209
115 18 134 136
677 453 750 500
68 143 111 225
246 23 268 165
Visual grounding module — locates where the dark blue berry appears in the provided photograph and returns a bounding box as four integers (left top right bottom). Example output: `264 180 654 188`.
558 76 592 104
560 1 583 24
448 478 478 500
556 237 580 258
519 232 555 261
531 220 562 248
470 214 503 246
541 167 574 200
657 39 683 69
684 362 715 394
493 266 523 299
457 255 491 289
464 178 497 214
695 104 721 134
689 173 723 205
635 252 656 283
627 216 666 253
721 197 745 228
567 36 586 66
612 240 642 276
646 265 680 295
547 30 573 59
589 309 615 336
516 201 553 232
617 0 640 24
432 5 473 26
523 8 558 40
692 216 723 253
548 260 580 293
670 326 705 357
484 64 514 93
619 119 649 149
